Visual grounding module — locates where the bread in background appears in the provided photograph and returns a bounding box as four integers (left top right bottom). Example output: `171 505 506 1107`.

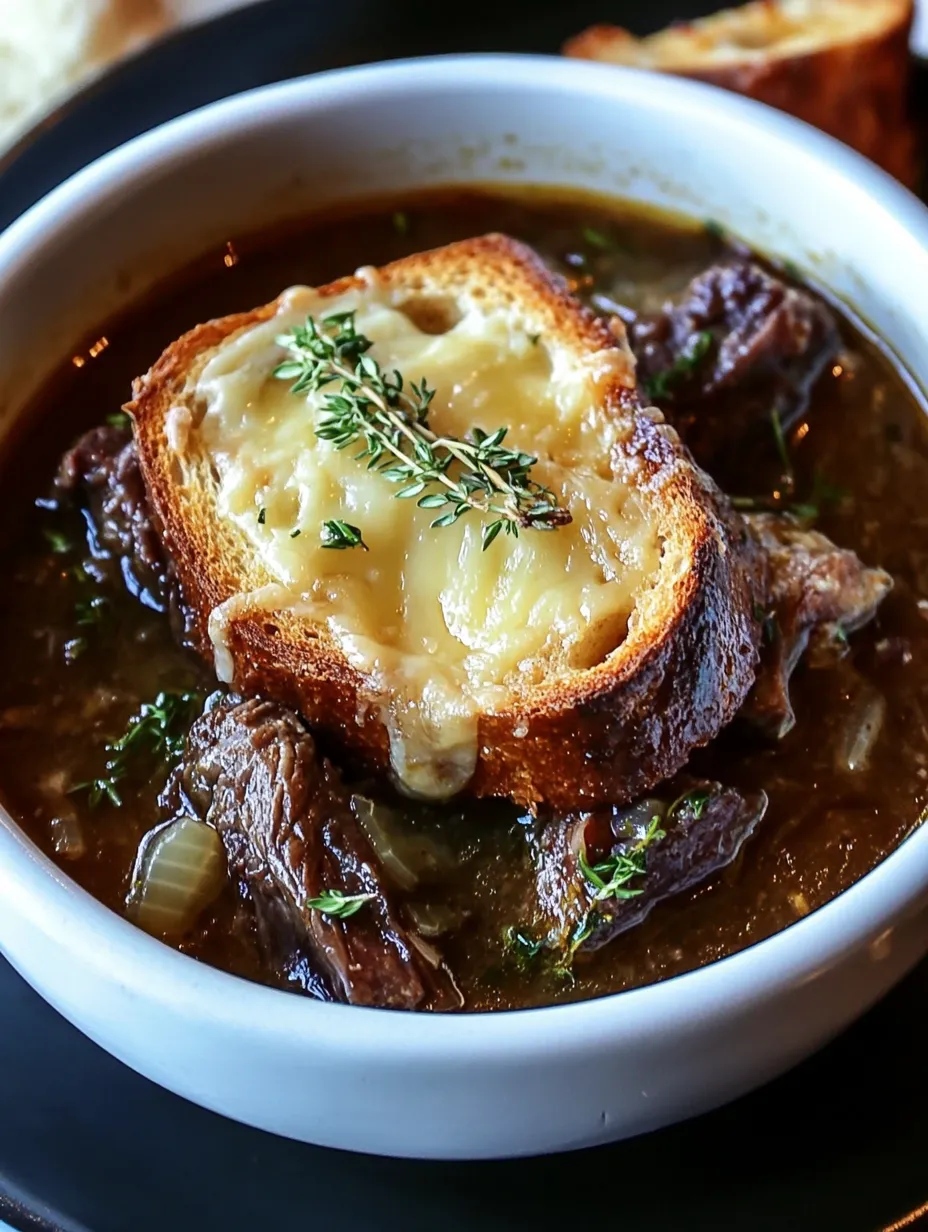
565 0 917 186
0 0 166 153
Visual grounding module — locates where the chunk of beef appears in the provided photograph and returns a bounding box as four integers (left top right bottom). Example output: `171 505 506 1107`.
743 513 892 738
160 694 461 1010
57 425 169 611
56 424 198 643
533 779 767 956
629 260 839 477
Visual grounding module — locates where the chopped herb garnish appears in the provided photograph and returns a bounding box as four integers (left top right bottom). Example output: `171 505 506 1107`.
582 225 613 250
75 595 108 627
731 494 819 522
257 507 266 525
306 889 376 919
274 311 571 550
290 528 301 539
528 333 541 346
105 411 131 429
43 528 72 555
392 211 409 235
643 330 713 402
502 926 544 970
782 259 801 281
833 625 850 649
72 690 200 809
566 909 601 957
578 815 665 903
770 408 793 485
565 816 665 964
321 519 368 551
704 218 725 239
668 787 711 821
789 503 818 522
809 471 850 511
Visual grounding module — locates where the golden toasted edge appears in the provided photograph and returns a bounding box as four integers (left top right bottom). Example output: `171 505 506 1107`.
564 0 917 185
129 233 764 807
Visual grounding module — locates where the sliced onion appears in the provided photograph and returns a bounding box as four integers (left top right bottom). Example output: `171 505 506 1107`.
352 795 451 891
408 933 443 969
49 815 85 861
128 817 226 939
406 900 460 938
836 686 886 774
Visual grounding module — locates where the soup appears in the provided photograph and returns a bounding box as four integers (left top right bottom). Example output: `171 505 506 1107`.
1 188 925 1011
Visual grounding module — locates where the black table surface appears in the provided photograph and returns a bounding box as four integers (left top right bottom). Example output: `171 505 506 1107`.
1 2 927 1229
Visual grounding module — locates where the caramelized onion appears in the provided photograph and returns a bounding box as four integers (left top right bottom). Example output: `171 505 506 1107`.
836 686 886 774
407 933 443 969
128 817 226 939
351 795 451 890
406 900 460 938
49 815 86 861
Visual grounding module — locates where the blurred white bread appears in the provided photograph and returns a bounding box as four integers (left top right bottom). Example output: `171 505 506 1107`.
565 0 918 186
0 0 169 151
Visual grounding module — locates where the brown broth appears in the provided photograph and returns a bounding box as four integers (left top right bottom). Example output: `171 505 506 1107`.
1 188 926 1010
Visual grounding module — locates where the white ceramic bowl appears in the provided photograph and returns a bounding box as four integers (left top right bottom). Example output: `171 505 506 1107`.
1 55 927 1161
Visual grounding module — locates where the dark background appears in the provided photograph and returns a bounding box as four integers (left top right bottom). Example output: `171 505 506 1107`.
1 2 927 1229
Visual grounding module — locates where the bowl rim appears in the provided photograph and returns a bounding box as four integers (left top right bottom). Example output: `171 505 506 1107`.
2 52 928 1053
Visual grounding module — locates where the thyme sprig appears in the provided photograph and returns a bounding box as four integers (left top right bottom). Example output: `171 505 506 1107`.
578 814 666 904
274 311 572 551
72 690 201 808
306 889 376 919
567 815 666 958
502 926 545 972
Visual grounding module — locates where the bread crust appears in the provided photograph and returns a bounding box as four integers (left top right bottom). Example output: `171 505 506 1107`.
129 234 764 808
565 0 917 186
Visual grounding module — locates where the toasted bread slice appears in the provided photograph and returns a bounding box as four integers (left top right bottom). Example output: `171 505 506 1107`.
565 0 917 185
129 235 764 809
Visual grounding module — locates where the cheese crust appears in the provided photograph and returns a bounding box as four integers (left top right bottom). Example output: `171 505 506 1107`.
130 235 765 807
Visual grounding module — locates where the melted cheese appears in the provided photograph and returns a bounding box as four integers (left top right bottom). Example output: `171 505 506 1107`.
192 280 661 797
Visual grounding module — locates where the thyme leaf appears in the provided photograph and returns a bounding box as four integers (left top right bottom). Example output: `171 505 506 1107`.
274 311 572 549
502 926 544 971
577 814 666 903
582 225 613 250
563 815 666 966
320 519 368 551
643 330 713 402
75 595 108 626
770 407 794 487
43 529 72 555
306 889 376 919
668 788 711 821
71 690 201 809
